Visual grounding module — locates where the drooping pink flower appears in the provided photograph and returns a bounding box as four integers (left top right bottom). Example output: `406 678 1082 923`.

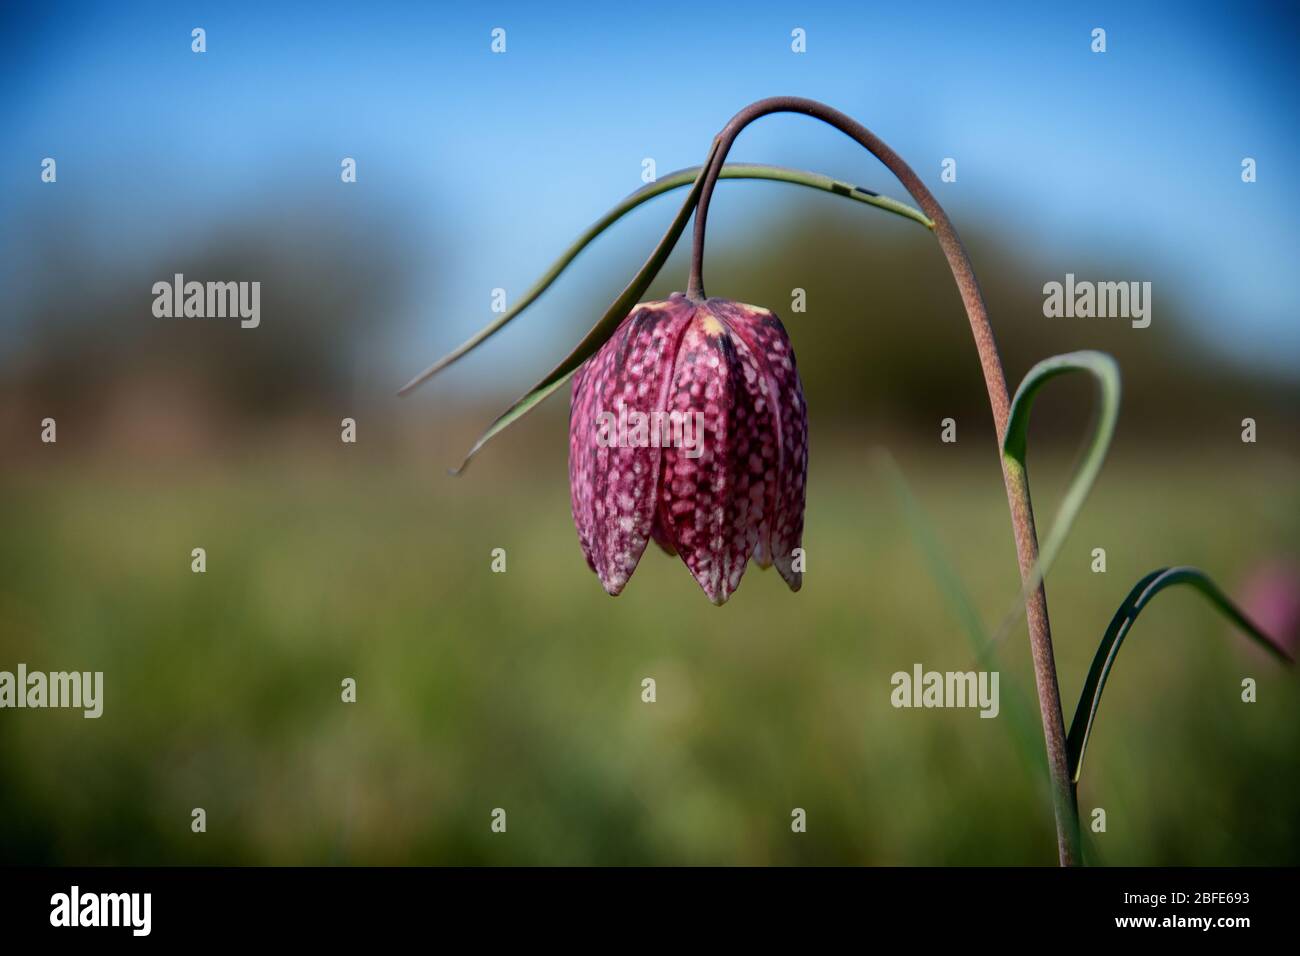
569 293 807 605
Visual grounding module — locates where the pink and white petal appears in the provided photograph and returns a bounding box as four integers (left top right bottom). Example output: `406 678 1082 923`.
569 345 613 574
570 298 692 595
649 511 678 556
713 301 807 591
659 309 771 605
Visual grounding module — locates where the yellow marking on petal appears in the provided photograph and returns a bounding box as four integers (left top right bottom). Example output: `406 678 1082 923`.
700 314 726 336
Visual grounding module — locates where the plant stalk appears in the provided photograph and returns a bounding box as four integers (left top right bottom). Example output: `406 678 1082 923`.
687 97 1082 865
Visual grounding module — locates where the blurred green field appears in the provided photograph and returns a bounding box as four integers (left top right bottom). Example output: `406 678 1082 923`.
1 434 1297 865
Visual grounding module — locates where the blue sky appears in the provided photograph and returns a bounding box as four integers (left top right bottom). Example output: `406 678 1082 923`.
3 0 1297 382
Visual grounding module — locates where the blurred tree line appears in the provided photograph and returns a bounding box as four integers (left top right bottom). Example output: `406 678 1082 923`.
2 190 1296 460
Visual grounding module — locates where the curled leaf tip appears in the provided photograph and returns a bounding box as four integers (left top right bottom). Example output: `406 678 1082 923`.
981 349 1120 654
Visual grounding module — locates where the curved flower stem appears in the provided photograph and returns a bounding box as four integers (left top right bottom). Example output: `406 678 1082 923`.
688 97 1081 865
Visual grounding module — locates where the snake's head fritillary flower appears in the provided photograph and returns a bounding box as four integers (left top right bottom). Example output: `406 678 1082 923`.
569 292 807 605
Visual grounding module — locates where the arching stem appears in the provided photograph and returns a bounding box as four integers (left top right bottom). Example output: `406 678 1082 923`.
688 97 1081 865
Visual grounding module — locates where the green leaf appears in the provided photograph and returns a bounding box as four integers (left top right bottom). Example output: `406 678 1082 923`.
398 163 932 397
445 139 721 473
1067 566 1293 784
980 350 1121 654
1002 350 1121 588
874 450 989 657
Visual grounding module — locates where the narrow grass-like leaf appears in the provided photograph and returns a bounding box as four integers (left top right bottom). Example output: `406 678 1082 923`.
1002 351 1120 586
875 450 989 656
982 351 1120 652
1067 566 1293 784
447 140 721 473
397 163 932 397
873 449 1047 779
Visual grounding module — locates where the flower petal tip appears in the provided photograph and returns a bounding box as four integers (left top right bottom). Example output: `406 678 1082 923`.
774 554 803 592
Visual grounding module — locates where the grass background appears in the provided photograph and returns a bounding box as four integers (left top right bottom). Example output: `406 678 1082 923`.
3 427 1295 866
